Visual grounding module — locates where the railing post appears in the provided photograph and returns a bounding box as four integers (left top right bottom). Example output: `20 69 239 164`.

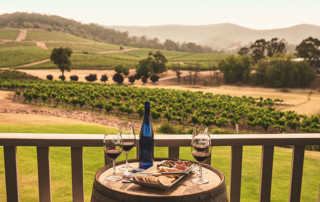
4 146 19 202
259 146 274 202
71 147 84 202
168 147 179 160
37 146 52 202
289 145 305 202
230 146 243 202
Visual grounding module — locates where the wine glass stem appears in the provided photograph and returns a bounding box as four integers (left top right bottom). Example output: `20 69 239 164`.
112 160 116 176
199 163 203 179
125 151 129 167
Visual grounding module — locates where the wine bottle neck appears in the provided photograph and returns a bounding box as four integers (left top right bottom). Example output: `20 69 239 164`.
144 105 150 124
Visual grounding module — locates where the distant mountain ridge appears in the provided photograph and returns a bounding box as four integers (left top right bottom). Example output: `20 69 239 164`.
108 23 320 52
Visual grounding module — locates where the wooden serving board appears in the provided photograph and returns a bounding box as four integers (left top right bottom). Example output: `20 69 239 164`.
130 160 196 190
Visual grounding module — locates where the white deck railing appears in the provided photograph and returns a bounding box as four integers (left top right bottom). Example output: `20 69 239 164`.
1 133 320 202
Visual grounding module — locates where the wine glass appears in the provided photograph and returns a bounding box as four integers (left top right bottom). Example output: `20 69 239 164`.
104 131 123 181
120 125 136 171
192 127 208 174
191 127 211 184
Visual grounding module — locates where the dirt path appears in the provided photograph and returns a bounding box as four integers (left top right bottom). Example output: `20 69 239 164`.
15 29 27 41
35 41 48 49
0 91 142 130
4 59 50 69
97 48 139 54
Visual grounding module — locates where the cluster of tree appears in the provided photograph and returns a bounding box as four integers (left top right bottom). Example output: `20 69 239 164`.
252 56 316 88
112 65 129 84
238 38 286 62
0 12 215 53
239 37 320 74
135 51 168 84
296 37 320 73
219 54 316 88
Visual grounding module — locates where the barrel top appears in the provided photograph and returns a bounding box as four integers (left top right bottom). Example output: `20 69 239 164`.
95 160 224 198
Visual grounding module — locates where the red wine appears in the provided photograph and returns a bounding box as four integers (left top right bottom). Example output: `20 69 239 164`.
194 145 207 152
193 152 210 162
123 142 135 151
105 149 122 160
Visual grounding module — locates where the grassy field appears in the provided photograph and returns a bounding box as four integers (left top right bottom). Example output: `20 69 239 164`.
0 30 20 40
25 30 95 42
0 29 229 69
20 53 138 69
0 121 319 202
0 47 50 67
124 48 191 59
46 42 123 53
0 41 36 48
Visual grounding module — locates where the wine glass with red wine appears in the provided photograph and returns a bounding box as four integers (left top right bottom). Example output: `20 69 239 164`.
191 127 211 184
120 125 136 171
104 131 123 181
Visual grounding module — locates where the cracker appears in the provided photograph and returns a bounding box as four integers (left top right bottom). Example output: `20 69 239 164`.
158 176 171 186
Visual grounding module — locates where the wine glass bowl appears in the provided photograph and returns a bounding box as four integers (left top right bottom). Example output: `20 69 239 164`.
120 125 136 171
104 132 123 181
191 127 211 184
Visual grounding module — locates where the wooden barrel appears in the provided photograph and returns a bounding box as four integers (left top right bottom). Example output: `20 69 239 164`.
91 158 228 202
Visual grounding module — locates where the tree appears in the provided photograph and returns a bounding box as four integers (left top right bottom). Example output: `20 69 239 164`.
122 67 130 76
164 39 179 51
70 75 78 81
150 75 159 83
59 75 65 81
296 37 320 69
128 75 135 84
172 63 182 83
141 75 148 84
113 73 124 84
238 47 249 55
85 74 97 82
136 51 168 81
100 74 108 83
46 75 53 80
50 47 73 78
250 39 267 63
218 55 251 83
115 65 123 74
266 38 286 57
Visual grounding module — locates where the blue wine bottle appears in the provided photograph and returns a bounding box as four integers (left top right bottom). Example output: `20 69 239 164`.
139 101 154 169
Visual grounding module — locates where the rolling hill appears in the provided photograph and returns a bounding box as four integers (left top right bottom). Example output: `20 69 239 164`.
0 12 214 53
0 29 228 69
109 23 320 52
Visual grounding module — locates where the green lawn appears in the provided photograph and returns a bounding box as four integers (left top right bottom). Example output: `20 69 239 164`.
0 30 20 40
0 47 50 68
0 123 319 201
25 30 95 42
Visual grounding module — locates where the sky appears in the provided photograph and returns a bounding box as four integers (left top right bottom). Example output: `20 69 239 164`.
1 0 320 29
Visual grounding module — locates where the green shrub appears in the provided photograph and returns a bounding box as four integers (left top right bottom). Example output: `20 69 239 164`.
219 55 252 84
253 57 316 88
157 122 187 134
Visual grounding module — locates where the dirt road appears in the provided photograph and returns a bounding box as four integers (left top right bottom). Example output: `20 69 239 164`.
15 29 27 41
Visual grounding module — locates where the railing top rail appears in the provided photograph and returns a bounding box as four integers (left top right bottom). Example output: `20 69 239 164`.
0 133 319 147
